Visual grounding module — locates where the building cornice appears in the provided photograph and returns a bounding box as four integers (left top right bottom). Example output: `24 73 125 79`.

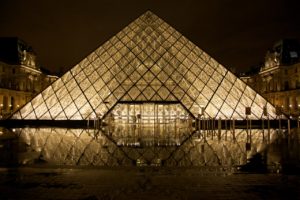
259 66 280 75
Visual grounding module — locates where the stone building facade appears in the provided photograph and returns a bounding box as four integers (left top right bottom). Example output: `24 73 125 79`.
241 39 300 117
0 37 57 118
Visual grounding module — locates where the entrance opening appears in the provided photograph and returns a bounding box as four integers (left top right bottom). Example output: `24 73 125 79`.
107 102 191 124
102 102 194 147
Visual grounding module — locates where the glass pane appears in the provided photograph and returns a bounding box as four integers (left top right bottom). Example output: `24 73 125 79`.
221 103 234 118
206 103 218 118
74 94 87 110
207 78 218 91
20 103 34 119
61 94 73 109
93 78 105 92
128 86 141 99
251 102 263 118
69 85 82 100
55 111 66 120
143 87 155 100
215 86 228 100
61 71 73 83
64 103 78 119
79 103 93 119
31 94 43 109
35 102 47 118
85 86 97 100
90 94 102 110
157 86 170 99
226 94 238 109
57 86 69 101
49 103 63 119
201 86 213 101
187 85 200 100
211 94 223 110
199 71 209 84
45 95 59 109
239 94 252 108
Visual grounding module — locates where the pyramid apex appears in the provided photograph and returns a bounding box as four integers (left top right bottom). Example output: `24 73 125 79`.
144 10 155 15
137 10 160 22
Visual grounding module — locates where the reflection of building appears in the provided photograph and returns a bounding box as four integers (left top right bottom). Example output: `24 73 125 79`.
0 37 58 118
11 11 278 121
241 39 300 117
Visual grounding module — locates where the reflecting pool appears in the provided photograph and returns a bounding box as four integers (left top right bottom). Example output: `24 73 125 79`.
0 126 299 174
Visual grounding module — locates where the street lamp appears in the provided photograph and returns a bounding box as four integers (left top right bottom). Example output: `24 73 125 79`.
9 104 12 114
0 104 3 119
298 104 300 128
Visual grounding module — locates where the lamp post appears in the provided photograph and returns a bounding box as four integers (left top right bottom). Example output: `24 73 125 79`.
298 104 300 128
288 104 292 134
0 104 3 119
9 104 12 115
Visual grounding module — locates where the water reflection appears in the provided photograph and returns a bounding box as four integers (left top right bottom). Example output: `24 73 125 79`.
1 126 300 173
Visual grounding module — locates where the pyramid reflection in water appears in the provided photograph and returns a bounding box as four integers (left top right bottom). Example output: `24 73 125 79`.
12 11 276 120
16 127 278 168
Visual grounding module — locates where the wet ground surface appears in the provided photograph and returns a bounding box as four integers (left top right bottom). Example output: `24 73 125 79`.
0 166 299 200
0 127 299 199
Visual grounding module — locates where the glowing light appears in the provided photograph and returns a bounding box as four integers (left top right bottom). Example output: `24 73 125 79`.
14 127 278 167
12 11 279 121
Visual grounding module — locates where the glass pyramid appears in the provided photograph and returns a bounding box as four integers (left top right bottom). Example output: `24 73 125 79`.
11 11 277 120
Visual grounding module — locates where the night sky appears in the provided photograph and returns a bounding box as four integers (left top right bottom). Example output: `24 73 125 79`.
0 0 299 74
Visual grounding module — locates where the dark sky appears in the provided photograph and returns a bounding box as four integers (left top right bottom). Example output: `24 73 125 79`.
0 0 300 74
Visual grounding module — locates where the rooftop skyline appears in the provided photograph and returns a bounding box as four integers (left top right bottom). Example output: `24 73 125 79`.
0 0 299 74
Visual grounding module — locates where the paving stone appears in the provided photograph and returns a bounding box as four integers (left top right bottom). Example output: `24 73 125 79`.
0 167 299 199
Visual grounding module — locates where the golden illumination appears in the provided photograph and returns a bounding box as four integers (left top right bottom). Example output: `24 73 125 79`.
14 127 279 167
12 11 277 121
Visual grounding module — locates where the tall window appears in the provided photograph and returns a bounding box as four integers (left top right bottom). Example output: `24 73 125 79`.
10 96 14 111
284 81 289 90
285 97 289 109
3 96 8 111
297 79 300 88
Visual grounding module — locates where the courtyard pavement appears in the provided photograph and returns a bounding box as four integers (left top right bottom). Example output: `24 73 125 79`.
0 166 299 200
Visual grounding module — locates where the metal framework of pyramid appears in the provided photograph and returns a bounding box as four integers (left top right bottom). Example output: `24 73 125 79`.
11 11 277 120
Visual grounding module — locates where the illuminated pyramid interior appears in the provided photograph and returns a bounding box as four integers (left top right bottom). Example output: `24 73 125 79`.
12 11 277 120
